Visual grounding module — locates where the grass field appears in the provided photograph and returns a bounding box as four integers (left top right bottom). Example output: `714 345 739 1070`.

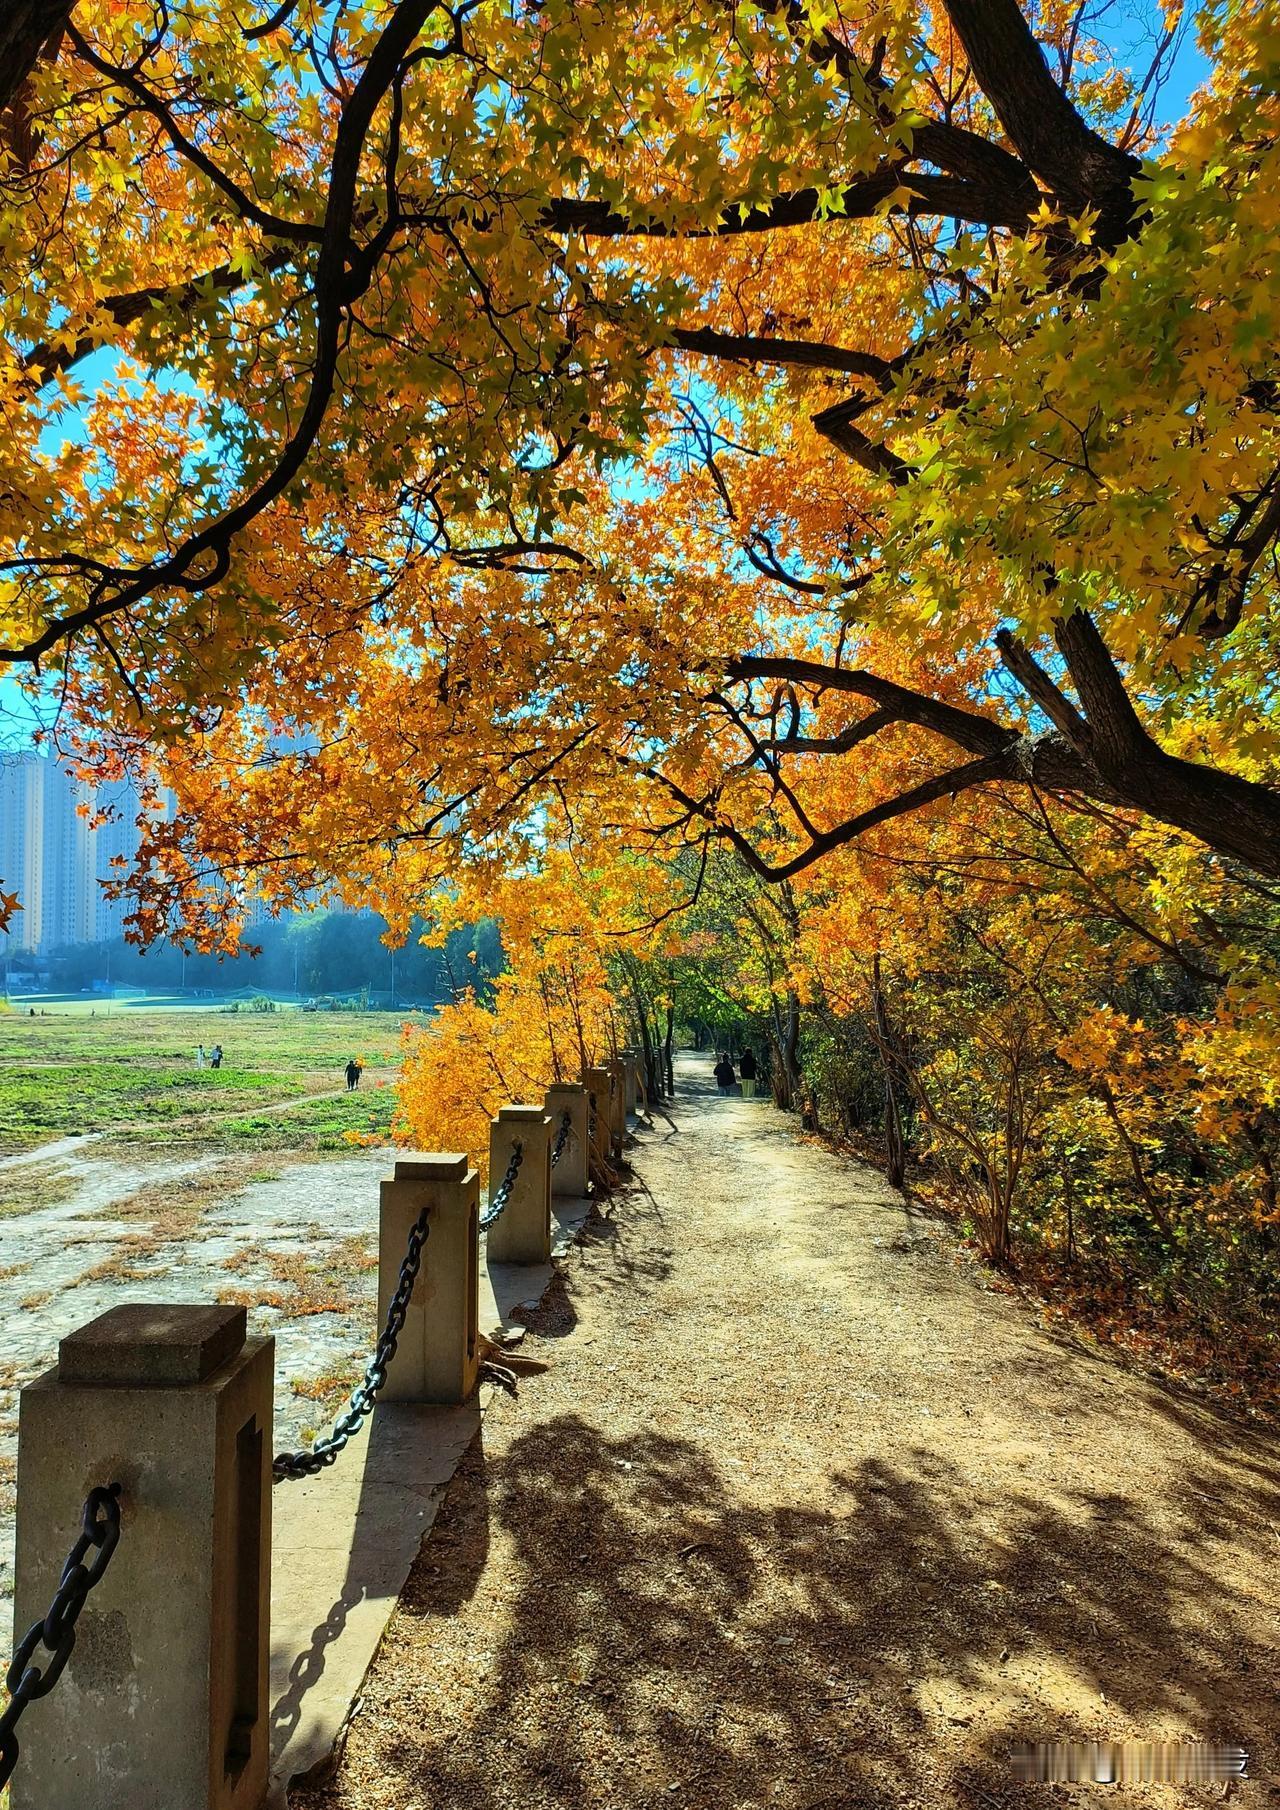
0 1009 410 1155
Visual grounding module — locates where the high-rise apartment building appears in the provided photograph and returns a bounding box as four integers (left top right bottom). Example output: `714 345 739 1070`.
40 763 97 950
0 754 47 952
0 752 157 953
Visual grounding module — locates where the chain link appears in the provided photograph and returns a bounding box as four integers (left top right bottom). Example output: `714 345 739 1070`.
479 1140 524 1229
0 1484 122 1790
550 1109 572 1168
273 1202 432 1481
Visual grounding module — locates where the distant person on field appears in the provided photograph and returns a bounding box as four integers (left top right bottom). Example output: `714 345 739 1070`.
196 1044 206 1069
211 1044 223 1070
713 1053 736 1096
345 1058 361 1091
739 1049 759 1099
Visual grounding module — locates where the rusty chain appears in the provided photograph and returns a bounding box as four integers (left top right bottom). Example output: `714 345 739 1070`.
276 1123 546 1479
0 1484 122 1790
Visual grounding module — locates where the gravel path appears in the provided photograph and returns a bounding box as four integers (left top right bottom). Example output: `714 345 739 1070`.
296 1055 1279 1809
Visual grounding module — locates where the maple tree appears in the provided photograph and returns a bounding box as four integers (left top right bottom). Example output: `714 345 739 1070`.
0 0 1274 868
393 858 638 1171
1 0 1277 884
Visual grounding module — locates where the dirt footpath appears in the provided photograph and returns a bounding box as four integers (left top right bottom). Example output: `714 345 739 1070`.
297 1056 1280 1810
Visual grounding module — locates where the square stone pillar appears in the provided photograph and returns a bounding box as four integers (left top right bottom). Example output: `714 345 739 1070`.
582 1065 612 1171
620 1049 639 1116
486 1105 552 1265
606 1059 626 1156
379 1154 479 1404
545 1082 589 1198
13 1304 273 1810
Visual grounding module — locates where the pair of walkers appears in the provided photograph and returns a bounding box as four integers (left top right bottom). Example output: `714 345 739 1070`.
713 1049 759 1098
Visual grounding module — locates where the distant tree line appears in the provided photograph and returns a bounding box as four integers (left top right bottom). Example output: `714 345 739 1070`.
41 911 505 1004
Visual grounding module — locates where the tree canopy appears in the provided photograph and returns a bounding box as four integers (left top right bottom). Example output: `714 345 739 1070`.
2 0 1277 901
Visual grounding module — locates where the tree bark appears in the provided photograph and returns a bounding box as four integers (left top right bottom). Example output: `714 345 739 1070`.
939 0 1140 238
872 955 907 1192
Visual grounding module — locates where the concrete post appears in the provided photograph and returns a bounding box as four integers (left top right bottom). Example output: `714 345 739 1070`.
13 1304 273 1810
582 1065 612 1171
545 1081 589 1197
606 1059 627 1156
486 1105 551 1265
379 1154 479 1404
620 1050 639 1116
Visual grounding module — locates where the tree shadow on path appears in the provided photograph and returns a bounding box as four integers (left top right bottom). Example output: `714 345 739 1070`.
300 1410 1278 1810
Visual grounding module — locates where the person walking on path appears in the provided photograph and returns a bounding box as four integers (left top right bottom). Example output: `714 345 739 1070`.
345 1058 361 1092
195 1044 206 1069
713 1053 736 1095
738 1048 759 1098
211 1044 223 1070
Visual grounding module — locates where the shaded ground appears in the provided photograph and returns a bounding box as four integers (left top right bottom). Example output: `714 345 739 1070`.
297 1054 1280 1810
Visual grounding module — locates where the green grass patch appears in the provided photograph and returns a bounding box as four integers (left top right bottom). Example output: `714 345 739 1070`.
0 1010 409 1155
218 1089 399 1152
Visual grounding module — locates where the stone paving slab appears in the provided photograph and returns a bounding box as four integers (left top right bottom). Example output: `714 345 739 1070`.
268 1191 594 1803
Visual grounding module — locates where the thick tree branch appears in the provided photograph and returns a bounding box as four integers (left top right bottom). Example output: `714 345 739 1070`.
22 253 293 386
724 654 1016 757
938 0 1140 233
757 0 1041 219
727 635 1280 878
0 0 69 119
1048 609 1280 874
670 326 896 381
541 167 1033 238
1051 608 1148 763
810 398 914 482
765 705 900 755
995 627 1089 743
636 748 1017 883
